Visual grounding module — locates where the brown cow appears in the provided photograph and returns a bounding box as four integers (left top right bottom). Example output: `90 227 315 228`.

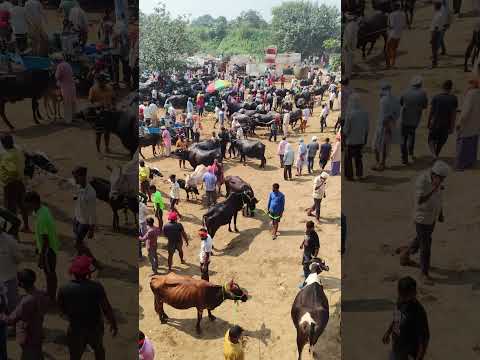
150 273 249 333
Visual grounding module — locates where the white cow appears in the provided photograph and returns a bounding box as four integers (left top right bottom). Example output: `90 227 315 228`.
185 164 208 189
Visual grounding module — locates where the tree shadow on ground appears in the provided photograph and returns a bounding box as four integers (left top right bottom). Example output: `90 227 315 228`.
219 216 270 257
342 298 394 312
360 175 411 187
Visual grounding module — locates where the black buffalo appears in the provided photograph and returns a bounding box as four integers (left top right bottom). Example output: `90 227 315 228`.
224 176 258 217
173 147 222 169
139 134 161 159
357 13 388 58
231 139 266 168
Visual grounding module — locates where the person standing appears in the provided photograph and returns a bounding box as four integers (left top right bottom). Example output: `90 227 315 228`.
219 127 229 160
296 139 307 176
282 110 290 136
150 185 165 229
372 82 401 171
224 325 245 360
186 97 194 115
319 138 332 170
139 160 151 201
57 255 118 360
176 135 188 169
267 183 285 240
71 166 98 266
163 211 189 272
0 227 18 324
167 174 181 217
306 136 319 174
329 90 336 111
268 114 280 142
342 14 358 79
139 218 161 275
301 107 310 133
400 161 449 285
54 54 76 124
10 0 27 52
196 92 205 117
386 3 407 68
427 80 458 159
139 330 155 360
68 2 88 46
320 104 329 133
185 112 194 141
24 0 47 56
430 1 444 68
307 172 328 222
399 76 428 164
382 277 430 360
0 134 29 232
330 133 342 176
343 93 369 180
24 192 59 302
299 221 320 285
198 228 213 281
454 84 480 170
203 167 217 207
277 136 288 167
1 269 49 360
161 126 171 157
283 143 294 180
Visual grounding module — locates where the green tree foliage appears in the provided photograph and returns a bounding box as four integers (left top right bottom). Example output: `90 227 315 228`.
271 1 340 57
139 4 197 74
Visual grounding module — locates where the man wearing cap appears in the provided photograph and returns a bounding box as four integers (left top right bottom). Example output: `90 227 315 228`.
400 161 449 285
307 172 328 221
399 76 428 164
306 136 319 174
163 211 189 272
71 166 98 266
57 255 118 359
198 228 213 281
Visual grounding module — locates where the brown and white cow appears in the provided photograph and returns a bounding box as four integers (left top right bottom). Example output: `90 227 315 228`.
150 273 248 334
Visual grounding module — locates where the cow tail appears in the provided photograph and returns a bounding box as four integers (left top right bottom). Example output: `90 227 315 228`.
309 323 316 348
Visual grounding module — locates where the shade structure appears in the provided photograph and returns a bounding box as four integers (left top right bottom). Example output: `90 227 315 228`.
206 79 232 93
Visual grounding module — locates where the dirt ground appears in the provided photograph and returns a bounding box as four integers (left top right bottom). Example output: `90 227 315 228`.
139 87 342 359
5 10 137 360
343 2 480 359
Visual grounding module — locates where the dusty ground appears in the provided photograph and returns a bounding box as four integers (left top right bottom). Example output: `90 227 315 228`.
343 2 480 359
5 10 137 360
139 86 342 359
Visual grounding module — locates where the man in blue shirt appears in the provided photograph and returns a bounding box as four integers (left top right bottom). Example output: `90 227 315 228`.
267 183 285 240
203 170 217 207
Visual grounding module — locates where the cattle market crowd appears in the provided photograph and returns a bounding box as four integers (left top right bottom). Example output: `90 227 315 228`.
138 61 342 359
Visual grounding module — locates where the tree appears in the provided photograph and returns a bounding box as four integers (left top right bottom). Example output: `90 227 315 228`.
139 3 197 74
271 1 340 57
234 10 268 28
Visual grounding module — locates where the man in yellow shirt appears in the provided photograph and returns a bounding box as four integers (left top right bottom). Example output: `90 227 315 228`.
224 325 245 360
88 73 115 153
0 135 29 232
139 160 151 202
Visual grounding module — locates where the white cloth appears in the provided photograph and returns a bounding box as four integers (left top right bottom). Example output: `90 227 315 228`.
169 180 180 199
312 176 326 199
0 232 17 282
24 0 46 29
69 6 88 32
414 171 443 225
199 234 213 263
388 10 407 39
430 10 444 31
10 5 27 34
74 183 97 225
304 272 322 287
139 202 149 224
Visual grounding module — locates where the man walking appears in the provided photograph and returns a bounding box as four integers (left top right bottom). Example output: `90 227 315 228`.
71 166 98 267
24 191 59 302
306 136 319 174
299 221 320 287
163 211 189 272
198 228 213 282
399 76 428 164
267 183 285 240
320 104 329 133
277 136 288 167
400 161 449 285
307 172 328 222
427 80 457 158
203 168 217 207
319 138 332 170
57 256 118 360
343 93 369 180
139 218 161 275
386 2 407 68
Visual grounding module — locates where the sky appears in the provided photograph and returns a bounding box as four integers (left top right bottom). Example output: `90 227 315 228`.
140 0 340 21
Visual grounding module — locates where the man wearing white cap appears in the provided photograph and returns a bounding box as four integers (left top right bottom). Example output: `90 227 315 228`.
307 171 328 221
306 136 319 174
399 76 428 164
400 160 449 285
